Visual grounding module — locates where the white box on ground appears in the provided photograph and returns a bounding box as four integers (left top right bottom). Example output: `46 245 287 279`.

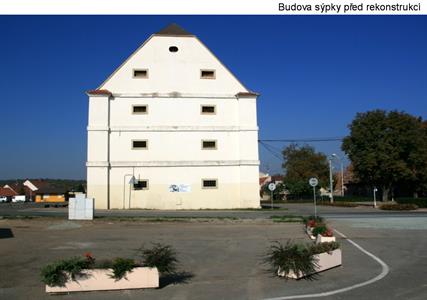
69 195 94 220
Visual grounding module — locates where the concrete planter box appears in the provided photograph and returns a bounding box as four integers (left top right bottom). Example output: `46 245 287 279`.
315 235 336 244
305 226 316 240
46 267 159 293
278 249 342 279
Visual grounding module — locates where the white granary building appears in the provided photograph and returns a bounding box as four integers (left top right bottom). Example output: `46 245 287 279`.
86 24 260 209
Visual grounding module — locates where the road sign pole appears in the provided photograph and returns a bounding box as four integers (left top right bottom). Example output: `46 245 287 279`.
268 183 276 210
313 186 317 218
308 177 319 218
271 190 273 210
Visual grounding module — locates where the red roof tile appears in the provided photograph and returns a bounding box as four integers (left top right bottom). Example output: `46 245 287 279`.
0 187 18 197
259 177 270 186
87 89 112 96
236 91 259 97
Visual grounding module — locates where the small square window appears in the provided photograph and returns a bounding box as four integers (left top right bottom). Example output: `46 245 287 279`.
201 105 216 114
202 140 217 150
134 180 149 190
133 69 148 78
132 140 148 149
202 179 218 189
133 105 148 114
201 70 215 79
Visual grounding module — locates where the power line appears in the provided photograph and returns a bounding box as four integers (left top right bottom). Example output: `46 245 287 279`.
259 141 283 161
259 137 344 143
259 137 345 164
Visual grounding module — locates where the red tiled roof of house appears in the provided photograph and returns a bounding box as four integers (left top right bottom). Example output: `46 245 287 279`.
4 183 22 194
271 175 284 182
236 91 260 97
259 177 270 186
87 89 112 96
25 180 66 195
0 187 18 197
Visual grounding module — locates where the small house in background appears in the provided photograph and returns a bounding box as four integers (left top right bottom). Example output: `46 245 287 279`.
259 173 288 201
0 186 18 201
23 180 67 203
259 172 271 200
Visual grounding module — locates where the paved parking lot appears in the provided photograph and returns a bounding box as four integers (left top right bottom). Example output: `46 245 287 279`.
1 214 426 300
1 202 427 300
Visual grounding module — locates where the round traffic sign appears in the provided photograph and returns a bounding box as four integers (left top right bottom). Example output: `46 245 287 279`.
268 183 276 191
309 177 318 187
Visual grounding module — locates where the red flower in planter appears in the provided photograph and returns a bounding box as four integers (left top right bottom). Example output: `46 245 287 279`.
322 228 334 237
84 252 95 265
307 220 316 228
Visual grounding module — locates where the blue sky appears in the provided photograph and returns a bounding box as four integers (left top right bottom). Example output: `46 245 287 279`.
0 16 426 179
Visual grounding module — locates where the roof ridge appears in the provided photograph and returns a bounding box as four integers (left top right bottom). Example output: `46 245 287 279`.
154 23 194 37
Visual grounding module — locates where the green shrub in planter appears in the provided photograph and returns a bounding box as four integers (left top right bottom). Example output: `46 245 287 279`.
302 215 324 226
312 225 329 237
40 256 93 287
379 203 418 211
310 242 340 255
110 258 136 280
263 241 318 278
40 262 69 287
138 243 178 274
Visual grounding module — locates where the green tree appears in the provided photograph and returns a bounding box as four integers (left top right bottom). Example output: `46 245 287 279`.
342 110 427 201
282 144 329 198
262 181 286 200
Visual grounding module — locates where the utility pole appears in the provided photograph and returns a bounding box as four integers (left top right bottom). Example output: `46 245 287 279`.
328 158 334 203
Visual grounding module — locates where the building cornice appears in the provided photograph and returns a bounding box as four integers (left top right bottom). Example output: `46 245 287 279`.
110 92 237 99
87 126 258 132
87 160 260 167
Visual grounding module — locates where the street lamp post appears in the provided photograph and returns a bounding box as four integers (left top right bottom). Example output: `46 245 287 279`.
328 158 334 203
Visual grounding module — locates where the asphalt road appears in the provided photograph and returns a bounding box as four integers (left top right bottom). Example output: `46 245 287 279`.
1 202 427 219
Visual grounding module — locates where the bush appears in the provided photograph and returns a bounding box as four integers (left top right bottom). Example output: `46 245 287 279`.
40 262 69 287
332 196 372 202
263 241 341 279
318 201 358 207
302 215 324 226
379 203 418 211
263 241 318 278
110 258 136 280
312 225 332 237
310 242 340 255
138 243 178 274
40 256 93 287
396 198 427 208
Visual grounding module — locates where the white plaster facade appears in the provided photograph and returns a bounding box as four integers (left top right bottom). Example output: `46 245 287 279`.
86 24 260 209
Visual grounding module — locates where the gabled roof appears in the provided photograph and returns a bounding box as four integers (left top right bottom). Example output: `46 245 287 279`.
154 23 194 37
4 183 22 194
0 187 18 197
96 23 257 95
259 177 270 186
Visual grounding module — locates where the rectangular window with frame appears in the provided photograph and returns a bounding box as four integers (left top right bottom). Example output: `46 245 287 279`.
201 105 216 115
202 140 217 150
133 180 149 190
132 140 148 149
133 69 148 78
202 179 218 189
132 105 148 114
200 69 216 79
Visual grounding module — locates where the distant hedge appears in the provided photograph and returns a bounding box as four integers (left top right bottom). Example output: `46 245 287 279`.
395 198 427 208
380 203 418 211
